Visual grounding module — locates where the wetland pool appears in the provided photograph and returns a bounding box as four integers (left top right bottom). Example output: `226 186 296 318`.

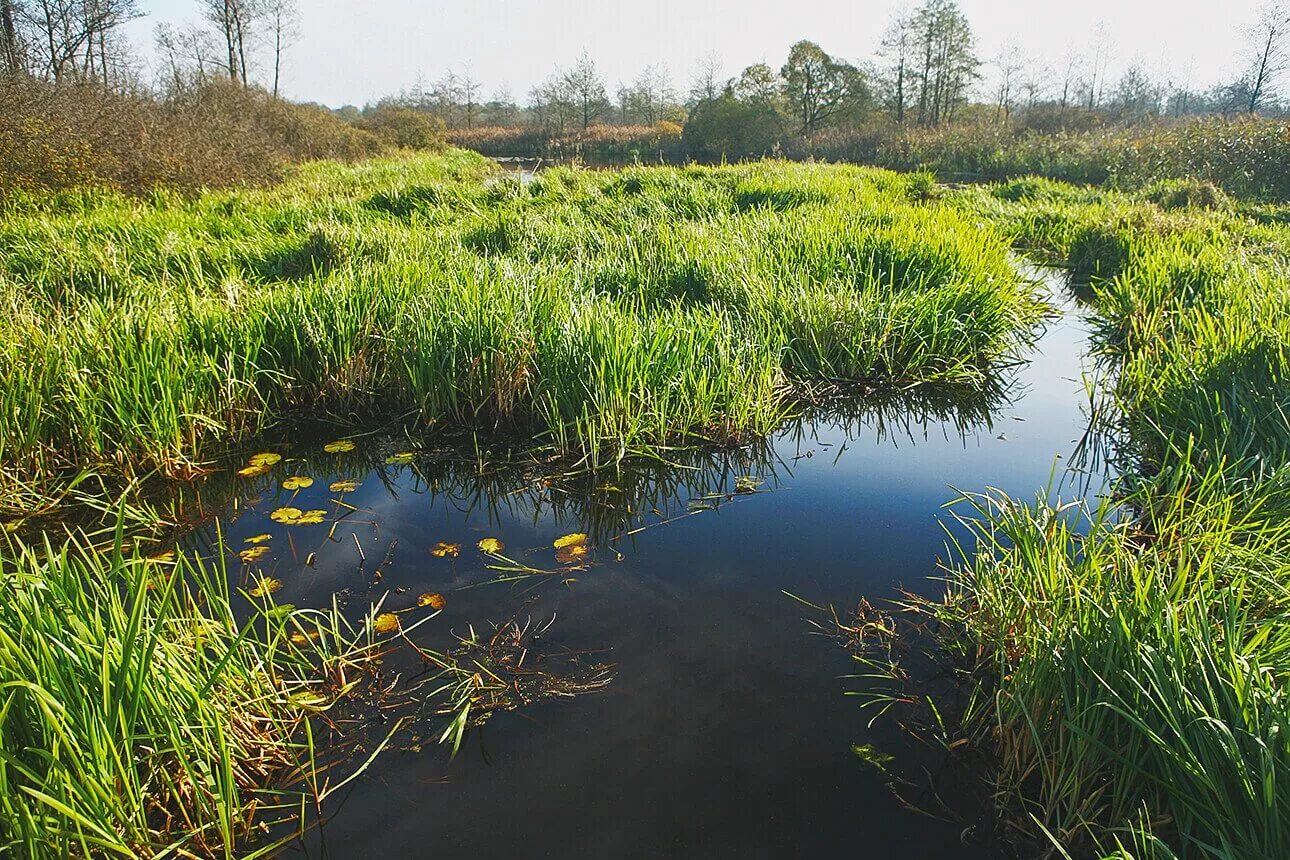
187 290 1104 858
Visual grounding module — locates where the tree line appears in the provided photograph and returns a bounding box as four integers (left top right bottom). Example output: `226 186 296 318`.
367 0 1288 137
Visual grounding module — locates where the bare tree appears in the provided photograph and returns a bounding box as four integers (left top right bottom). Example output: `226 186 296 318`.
1 0 22 75
1083 23 1113 109
993 42 1025 122
155 21 222 91
263 0 296 98
688 50 723 103
1241 2 1290 113
20 0 140 83
877 9 915 122
460 65 481 128
202 0 258 86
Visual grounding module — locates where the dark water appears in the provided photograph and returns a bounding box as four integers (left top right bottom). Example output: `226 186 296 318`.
188 286 1102 858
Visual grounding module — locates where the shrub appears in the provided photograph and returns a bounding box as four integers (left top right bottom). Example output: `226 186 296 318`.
0 78 386 198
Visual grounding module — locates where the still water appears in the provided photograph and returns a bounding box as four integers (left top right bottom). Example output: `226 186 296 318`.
190 286 1102 858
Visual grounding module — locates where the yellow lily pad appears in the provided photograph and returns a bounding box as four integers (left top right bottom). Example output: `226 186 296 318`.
295 510 327 525
270 506 304 523
329 480 360 493
147 550 176 563
239 546 270 563
237 463 271 478
385 452 415 465
556 543 589 565
418 592 447 609
282 475 314 490
323 440 356 453
290 629 321 644
553 532 588 550
373 612 400 634
430 541 461 558
248 576 282 597
477 537 504 554
244 534 273 544
248 452 282 467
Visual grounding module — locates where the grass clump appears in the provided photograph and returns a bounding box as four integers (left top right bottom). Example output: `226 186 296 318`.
883 174 1290 856
0 152 1044 508
0 533 364 858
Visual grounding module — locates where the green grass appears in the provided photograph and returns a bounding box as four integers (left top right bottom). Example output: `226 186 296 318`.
891 176 1290 857
0 151 1043 511
0 528 383 859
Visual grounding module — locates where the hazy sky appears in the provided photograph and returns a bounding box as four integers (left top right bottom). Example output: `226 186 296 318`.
125 0 1268 108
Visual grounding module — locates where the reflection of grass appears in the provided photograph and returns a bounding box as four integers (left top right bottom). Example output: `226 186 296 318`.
0 152 1043 512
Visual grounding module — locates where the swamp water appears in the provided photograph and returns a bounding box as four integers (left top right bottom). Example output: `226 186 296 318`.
183 289 1103 858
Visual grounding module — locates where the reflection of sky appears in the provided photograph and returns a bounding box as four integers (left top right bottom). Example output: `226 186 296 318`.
195 285 1102 857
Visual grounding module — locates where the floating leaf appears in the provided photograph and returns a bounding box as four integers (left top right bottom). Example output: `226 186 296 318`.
418 592 447 609
270 506 326 525
248 576 282 597
555 543 589 565
239 546 270 563
323 439 356 453
430 541 461 558
385 452 416 465
248 452 282 467
477 537 504 554
734 476 764 494
553 532 587 550
244 534 273 544
282 476 314 490
270 506 304 523
237 463 271 478
289 630 321 644
329 480 360 493
373 612 400 634
147 550 175 563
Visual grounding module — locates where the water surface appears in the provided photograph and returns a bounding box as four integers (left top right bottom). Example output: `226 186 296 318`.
191 290 1101 858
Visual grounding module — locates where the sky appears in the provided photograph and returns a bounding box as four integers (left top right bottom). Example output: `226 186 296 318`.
125 0 1269 108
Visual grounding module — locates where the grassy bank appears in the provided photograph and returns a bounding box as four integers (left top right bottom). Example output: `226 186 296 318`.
0 533 373 858
0 150 1043 513
887 177 1290 856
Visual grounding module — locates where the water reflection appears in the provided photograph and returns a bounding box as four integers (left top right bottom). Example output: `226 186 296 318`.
167 290 1105 858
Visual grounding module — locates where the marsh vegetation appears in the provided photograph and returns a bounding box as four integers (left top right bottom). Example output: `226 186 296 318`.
0 143 1287 858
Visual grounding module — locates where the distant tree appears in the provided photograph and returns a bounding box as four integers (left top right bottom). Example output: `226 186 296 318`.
264 0 297 98
618 63 678 124
563 51 609 128
459 67 481 128
530 69 577 133
780 40 864 134
19 0 141 83
688 50 724 104
1241 2 1290 113
1057 48 1081 108
155 21 222 90
683 88 780 159
733 61 779 104
201 0 259 86
993 42 1025 122
1081 23 1113 109
910 0 978 125
877 10 915 122
1110 64 1158 121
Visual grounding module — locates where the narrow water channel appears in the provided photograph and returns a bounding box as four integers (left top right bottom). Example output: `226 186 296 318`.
188 276 1103 857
